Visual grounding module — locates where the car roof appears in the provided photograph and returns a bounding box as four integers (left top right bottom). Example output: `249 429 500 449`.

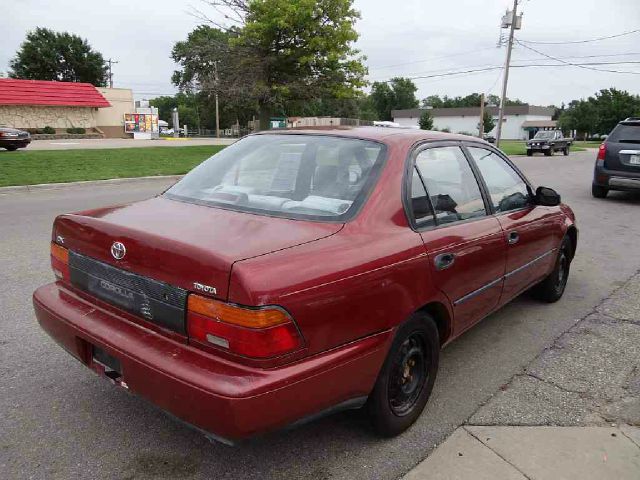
253 126 491 147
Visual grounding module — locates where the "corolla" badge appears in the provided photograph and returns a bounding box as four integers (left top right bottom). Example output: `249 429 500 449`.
111 242 126 260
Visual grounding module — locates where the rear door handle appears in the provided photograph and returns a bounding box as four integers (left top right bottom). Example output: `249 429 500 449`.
508 231 520 245
434 252 456 271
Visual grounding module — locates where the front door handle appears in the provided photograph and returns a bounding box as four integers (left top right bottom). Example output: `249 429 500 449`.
434 252 456 271
508 231 520 245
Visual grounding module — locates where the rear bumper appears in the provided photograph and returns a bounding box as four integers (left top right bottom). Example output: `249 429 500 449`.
593 165 640 191
33 282 391 441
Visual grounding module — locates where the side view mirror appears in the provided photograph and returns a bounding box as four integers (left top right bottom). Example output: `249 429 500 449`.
534 186 561 206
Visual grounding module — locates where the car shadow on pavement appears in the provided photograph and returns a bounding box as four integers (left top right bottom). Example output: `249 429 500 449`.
600 191 640 205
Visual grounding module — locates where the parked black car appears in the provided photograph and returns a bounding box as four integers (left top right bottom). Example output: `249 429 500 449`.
526 130 572 156
592 117 640 198
0 126 31 151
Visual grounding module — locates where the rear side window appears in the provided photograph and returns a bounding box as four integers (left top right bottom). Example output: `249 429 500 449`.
165 134 386 221
415 146 486 225
607 124 640 143
410 167 435 226
467 147 530 212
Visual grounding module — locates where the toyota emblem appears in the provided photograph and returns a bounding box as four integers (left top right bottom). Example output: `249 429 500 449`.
111 241 126 260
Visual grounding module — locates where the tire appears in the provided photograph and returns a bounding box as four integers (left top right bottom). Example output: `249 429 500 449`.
592 184 608 198
526 150 533 156
563 147 569 156
367 313 439 437
531 236 572 303
5 146 18 151
544 148 552 156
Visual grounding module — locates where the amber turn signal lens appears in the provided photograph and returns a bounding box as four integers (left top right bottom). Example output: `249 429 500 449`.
187 295 289 329
50 242 70 282
51 242 69 264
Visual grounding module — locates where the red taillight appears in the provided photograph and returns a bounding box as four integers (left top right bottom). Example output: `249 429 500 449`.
597 143 606 161
51 242 70 282
187 295 303 359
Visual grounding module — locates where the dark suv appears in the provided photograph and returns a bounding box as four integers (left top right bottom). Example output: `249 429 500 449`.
592 118 640 198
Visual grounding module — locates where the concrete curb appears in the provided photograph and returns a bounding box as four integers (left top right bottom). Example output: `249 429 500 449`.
0 175 183 195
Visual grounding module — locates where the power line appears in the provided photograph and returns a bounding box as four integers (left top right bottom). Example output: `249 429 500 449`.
369 46 496 71
514 39 640 75
513 51 640 62
518 28 640 45
369 57 640 82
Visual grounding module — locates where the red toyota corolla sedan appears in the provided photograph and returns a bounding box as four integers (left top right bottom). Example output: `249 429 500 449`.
33 128 577 443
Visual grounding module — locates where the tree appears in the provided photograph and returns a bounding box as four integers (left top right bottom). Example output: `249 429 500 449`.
370 77 419 120
9 28 107 86
591 88 640 134
422 95 444 108
185 0 368 129
558 89 640 139
422 93 525 109
149 93 202 130
482 110 495 134
419 110 434 130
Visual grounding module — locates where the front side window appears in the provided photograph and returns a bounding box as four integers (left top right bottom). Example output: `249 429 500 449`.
165 134 386 220
415 146 486 225
468 147 530 212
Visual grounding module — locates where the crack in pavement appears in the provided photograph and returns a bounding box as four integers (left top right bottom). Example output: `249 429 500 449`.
465 268 640 428
463 426 535 480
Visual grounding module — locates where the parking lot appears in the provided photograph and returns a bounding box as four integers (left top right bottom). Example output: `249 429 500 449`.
1 149 639 480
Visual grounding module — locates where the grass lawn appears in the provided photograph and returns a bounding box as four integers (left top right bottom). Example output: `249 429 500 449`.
573 141 603 148
498 140 588 156
0 145 226 187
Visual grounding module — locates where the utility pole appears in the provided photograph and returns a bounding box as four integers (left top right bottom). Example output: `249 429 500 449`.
478 93 485 139
496 0 520 147
214 60 220 139
106 58 119 88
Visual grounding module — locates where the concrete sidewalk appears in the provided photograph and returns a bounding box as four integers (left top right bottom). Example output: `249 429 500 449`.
405 425 640 480
406 271 640 479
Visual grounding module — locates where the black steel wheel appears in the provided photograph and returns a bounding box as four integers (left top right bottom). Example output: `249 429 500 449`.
531 236 573 303
388 333 428 416
367 313 439 437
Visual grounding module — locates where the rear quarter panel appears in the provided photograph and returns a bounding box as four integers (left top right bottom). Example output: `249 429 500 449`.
228 139 450 355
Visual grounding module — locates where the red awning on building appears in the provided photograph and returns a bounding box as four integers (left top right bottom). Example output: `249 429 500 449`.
0 79 110 108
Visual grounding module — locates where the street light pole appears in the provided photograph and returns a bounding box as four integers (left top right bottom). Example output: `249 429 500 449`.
496 0 518 147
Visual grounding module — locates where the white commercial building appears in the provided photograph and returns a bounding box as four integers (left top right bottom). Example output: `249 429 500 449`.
392 105 556 140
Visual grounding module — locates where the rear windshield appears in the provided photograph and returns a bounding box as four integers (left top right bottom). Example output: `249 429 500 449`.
164 134 386 221
608 124 640 143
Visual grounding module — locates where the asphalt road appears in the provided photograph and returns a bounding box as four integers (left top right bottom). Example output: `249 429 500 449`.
1 149 639 480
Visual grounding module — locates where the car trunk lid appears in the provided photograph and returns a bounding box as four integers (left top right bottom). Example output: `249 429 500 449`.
54 197 342 331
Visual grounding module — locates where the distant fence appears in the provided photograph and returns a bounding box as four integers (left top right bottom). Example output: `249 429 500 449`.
185 127 253 138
